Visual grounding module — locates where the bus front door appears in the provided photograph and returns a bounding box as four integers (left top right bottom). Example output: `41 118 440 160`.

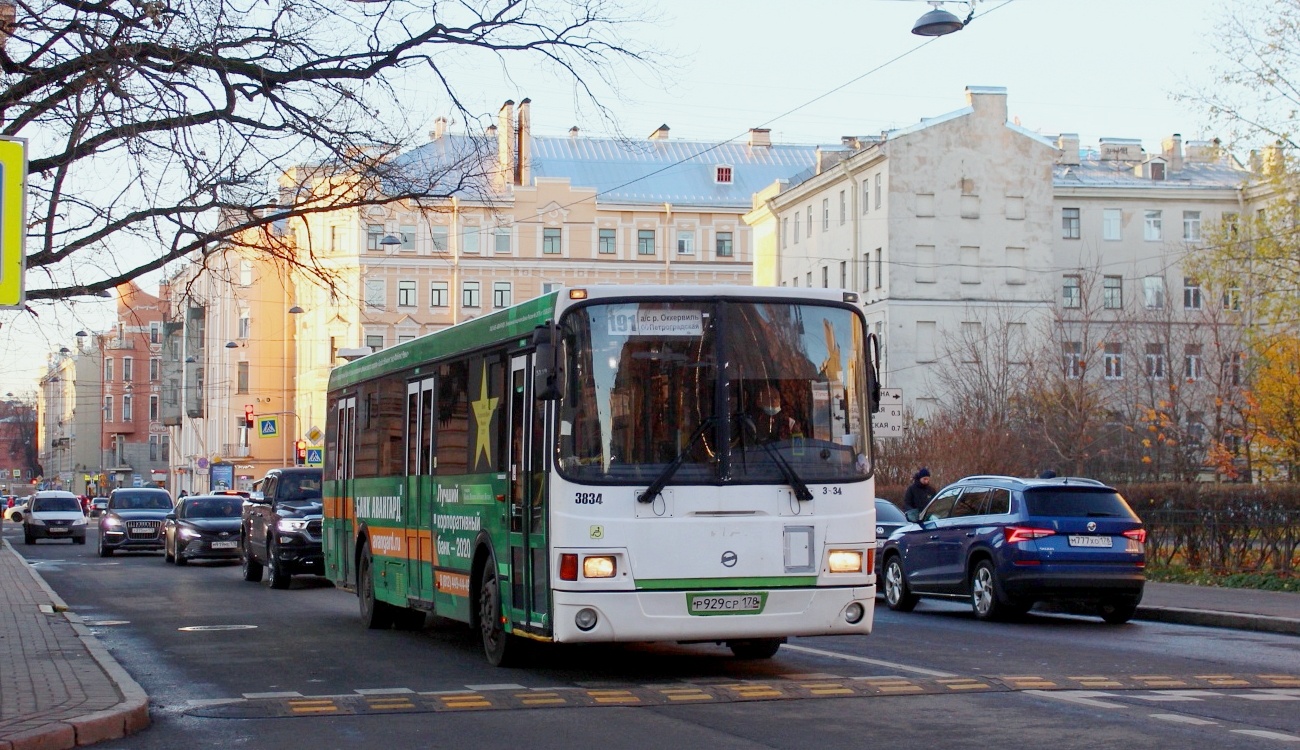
507 354 550 636
330 395 357 586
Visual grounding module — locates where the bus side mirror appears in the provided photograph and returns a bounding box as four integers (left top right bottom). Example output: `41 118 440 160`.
866 332 883 414
532 324 562 401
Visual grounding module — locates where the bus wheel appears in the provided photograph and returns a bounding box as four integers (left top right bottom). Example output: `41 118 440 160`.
478 563 521 667
728 638 783 659
358 542 394 629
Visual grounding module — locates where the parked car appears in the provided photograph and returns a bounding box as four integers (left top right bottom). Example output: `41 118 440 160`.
163 494 244 565
241 468 324 589
880 475 1146 624
89 497 109 518
3 496 29 523
873 498 909 585
98 487 174 556
23 490 88 544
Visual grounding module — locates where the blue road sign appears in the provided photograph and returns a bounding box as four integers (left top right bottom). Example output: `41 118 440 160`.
259 417 279 437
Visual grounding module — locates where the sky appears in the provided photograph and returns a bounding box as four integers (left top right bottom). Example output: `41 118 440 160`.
0 0 1238 397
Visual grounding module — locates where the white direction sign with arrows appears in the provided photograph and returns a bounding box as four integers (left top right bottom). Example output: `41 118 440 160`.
872 388 904 438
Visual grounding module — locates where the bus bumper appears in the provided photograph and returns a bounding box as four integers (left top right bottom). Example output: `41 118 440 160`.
549 585 875 643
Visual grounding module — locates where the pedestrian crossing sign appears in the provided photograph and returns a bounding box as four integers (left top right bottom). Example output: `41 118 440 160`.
258 417 279 437
306 448 323 467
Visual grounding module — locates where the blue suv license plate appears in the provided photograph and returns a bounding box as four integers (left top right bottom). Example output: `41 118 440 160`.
1068 535 1112 548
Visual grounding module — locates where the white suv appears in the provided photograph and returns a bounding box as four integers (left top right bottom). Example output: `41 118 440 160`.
23 490 89 545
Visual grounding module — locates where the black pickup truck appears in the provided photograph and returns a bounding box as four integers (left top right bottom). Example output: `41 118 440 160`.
240 468 324 589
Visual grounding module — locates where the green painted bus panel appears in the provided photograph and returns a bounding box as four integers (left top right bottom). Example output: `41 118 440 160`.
328 292 558 391
636 576 820 591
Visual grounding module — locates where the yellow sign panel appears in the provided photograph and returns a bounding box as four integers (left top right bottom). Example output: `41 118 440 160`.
0 138 26 309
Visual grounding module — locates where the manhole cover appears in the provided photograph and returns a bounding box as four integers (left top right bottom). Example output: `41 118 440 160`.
178 625 258 632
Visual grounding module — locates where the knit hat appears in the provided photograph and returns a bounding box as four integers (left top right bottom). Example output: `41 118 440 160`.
914 467 930 480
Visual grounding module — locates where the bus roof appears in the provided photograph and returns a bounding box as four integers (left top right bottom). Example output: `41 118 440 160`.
328 285 860 391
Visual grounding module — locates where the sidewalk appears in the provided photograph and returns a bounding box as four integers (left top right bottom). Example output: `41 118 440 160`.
0 539 148 750
1137 580 1300 635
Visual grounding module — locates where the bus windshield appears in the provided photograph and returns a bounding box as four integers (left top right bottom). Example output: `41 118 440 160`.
558 299 873 485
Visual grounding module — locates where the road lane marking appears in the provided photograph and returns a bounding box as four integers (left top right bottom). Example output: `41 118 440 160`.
1230 730 1300 742
1235 689 1300 701
1025 690 1124 709
355 688 415 695
244 691 302 698
1149 713 1218 725
782 644 956 677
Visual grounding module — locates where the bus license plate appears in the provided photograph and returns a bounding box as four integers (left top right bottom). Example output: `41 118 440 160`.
687 592 767 616
1068 535 1112 548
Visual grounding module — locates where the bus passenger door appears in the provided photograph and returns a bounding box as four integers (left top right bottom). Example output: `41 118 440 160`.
406 377 436 603
507 354 550 635
331 396 357 586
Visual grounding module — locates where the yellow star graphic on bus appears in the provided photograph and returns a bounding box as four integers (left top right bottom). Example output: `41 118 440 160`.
471 367 500 467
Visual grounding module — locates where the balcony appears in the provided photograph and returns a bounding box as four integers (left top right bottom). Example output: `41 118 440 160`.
105 340 136 351
221 445 251 458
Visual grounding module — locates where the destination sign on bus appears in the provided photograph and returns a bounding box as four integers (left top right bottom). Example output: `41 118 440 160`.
607 305 704 337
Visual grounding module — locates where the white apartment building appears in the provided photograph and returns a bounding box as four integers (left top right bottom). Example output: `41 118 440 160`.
745 86 1249 422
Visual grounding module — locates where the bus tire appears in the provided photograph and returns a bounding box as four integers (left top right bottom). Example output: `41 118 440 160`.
728 638 783 659
358 542 395 629
478 560 522 667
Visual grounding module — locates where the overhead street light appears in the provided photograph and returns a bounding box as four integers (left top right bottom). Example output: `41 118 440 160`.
912 1 972 37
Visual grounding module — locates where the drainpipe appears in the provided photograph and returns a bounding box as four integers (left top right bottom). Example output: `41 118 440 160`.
452 197 461 325
843 161 860 294
663 202 673 283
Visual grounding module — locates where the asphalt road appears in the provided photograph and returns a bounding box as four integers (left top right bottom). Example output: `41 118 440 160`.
8 525 1300 749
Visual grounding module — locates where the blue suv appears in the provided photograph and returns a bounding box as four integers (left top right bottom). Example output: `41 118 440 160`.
880 475 1146 624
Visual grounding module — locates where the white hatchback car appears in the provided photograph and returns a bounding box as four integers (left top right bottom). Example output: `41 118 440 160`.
23 490 89 545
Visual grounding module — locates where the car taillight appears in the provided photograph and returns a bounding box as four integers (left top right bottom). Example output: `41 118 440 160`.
1004 526 1055 544
1123 528 1147 544
559 553 578 581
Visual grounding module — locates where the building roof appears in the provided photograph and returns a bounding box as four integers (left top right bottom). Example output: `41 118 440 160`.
390 133 823 209
1054 153 1249 190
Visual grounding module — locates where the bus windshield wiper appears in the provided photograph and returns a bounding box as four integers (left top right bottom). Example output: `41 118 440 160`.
638 417 716 504
739 417 814 502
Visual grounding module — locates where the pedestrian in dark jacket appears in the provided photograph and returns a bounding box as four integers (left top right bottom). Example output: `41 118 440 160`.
903 467 935 513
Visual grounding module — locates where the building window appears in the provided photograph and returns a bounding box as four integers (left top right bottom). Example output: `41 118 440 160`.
781 218 788 249
1145 343 1167 379
1184 278 1202 310
150 323 160 344
462 225 480 254
397 280 416 307
238 260 252 288
874 248 882 289
104 396 113 423
543 227 562 254
430 281 448 308
806 206 813 237
398 335 416 344
494 228 511 254
1184 344 1202 381
462 281 480 308
1104 343 1124 380
874 173 882 208
1222 285 1241 311
400 224 416 251
822 198 830 230
1143 276 1165 309
598 228 617 254
806 272 812 287
1144 210 1162 240
637 229 655 255
238 313 250 340
715 165 732 184
1063 342 1083 379
821 266 829 288
793 213 800 243
329 225 341 253
677 230 695 255
431 225 449 253
839 260 847 288
493 282 512 308
839 190 846 225
150 357 160 381
149 435 159 461
366 224 383 251
122 394 133 421
1103 275 1123 309
716 231 733 257
1226 352 1243 386
237 362 249 393
1062 275 1081 308
1103 208 1122 240
122 357 133 382
862 180 870 214
364 279 385 309
365 334 384 352
1062 207 1080 239
1183 211 1202 241
105 358 113 382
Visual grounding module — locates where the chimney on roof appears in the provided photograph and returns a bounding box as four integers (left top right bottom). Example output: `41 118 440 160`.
1056 133 1080 166
841 136 861 150
497 100 515 185
430 117 448 141
748 128 771 148
965 86 1008 124
516 98 531 186
648 124 670 141
486 124 497 138
569 126 580 138
1162 133 1184 172
1264 140 1286 177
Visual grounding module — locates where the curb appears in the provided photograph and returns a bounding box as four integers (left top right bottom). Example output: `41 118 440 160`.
1135 605 1300 637
1 540 151 750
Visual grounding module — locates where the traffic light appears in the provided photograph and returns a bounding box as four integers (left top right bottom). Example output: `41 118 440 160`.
244 404 254 429
295 440 307 466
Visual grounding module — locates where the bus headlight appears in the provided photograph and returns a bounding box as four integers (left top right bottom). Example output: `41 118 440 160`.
827 550 863 573
582 556 616 578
